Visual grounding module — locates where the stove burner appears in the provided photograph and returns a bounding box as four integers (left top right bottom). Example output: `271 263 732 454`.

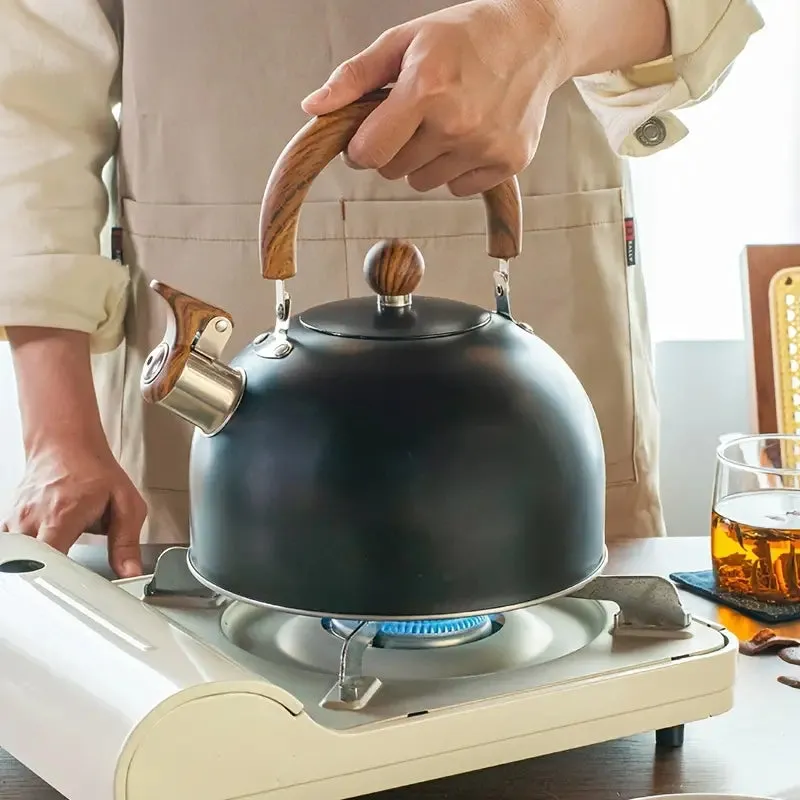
323 615 498 650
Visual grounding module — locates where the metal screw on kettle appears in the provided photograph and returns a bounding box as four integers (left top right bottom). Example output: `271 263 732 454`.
142 342 169 384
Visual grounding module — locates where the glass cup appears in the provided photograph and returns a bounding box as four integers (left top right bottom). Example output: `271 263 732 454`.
712 433 800 604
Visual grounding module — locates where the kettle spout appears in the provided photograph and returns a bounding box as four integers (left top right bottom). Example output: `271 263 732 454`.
140 281 245 435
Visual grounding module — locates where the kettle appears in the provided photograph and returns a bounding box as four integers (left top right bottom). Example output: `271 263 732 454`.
140 90 607 620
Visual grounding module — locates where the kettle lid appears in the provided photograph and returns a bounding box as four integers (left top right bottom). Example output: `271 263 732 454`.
299 239 491 341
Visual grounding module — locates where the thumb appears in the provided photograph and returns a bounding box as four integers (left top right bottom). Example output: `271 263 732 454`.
106 490 145 579
301 26 414 115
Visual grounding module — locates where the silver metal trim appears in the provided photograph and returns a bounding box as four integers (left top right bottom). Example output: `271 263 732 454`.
493 258 512 318
320 621 382 710
252 336 292 359
142 547 224 609
194 315 234 360
378 294 412 309
159 361 246 437
570 574 692 637
254 280 294 359
198 366 247 437
635 116 667 147
185 546 609 621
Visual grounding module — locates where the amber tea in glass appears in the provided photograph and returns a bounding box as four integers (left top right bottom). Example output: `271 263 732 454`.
712 435 800 604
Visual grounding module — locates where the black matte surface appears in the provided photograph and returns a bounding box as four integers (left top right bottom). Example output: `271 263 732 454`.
0 559 44 574
300 295 491 340
655 725 685 748
189 312 607 618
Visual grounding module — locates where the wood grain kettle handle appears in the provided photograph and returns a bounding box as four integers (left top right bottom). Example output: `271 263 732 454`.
141 280 233 404
259 88 523 281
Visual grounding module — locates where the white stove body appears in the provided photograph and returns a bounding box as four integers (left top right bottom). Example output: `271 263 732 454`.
0 535 737 800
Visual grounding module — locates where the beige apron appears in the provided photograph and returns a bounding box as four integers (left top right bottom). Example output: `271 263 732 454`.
95 0 664 544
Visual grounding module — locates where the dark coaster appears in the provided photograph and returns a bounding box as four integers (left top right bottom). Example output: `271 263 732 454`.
669 569 800 623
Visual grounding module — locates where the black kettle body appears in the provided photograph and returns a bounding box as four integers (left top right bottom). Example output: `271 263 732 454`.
140 90 607 620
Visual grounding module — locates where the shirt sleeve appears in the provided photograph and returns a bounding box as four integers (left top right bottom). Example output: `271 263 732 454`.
572 0 765 157
0 1 129 354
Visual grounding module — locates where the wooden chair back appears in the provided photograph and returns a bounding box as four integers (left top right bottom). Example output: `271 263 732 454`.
741 245 800 435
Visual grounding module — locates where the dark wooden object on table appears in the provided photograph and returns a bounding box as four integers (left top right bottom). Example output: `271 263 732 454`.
3 537 797 800
258 88 523 283
741 244 800 433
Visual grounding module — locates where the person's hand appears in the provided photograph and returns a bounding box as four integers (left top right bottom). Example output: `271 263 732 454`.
1 439 146 578
302 0 568 196
302 0 670 195
3 327 146 577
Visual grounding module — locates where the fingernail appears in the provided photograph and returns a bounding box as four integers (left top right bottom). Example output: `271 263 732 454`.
302 85 330 107
121 559 141 578
341 151 366 170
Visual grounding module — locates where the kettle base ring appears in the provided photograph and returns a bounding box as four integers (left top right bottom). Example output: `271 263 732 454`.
184 547 609 621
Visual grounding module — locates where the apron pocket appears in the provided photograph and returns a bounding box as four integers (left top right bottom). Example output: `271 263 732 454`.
118 199 348 493
342 189 636 486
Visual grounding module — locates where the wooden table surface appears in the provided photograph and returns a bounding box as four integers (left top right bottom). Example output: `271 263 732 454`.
1 536 797 800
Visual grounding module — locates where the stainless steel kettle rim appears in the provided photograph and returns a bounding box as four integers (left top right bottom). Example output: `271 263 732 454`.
185 546 609 621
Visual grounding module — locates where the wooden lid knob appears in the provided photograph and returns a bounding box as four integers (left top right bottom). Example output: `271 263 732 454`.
363 239 425 297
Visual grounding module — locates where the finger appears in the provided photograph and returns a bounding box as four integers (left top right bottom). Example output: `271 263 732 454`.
406 152 475 193
106 490 145 578
347 81 424 169
301 26 414 116
3 510 40 537
447 166 509 197
37 519 86 554
379 126 447 181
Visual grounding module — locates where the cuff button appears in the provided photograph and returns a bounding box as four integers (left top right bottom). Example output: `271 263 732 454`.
635 116 667 147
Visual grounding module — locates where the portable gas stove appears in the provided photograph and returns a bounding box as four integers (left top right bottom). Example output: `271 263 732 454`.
0 535 736 800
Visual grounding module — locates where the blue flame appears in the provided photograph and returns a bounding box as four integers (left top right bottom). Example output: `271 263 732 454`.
375 616 491 636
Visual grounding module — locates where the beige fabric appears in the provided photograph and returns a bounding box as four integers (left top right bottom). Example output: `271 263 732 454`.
575 0 764 155
0 0 764 543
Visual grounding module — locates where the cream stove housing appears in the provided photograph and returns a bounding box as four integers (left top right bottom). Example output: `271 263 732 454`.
0 535 736 800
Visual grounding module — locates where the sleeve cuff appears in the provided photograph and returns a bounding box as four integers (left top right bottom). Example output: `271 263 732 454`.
0 254 130 353
572 0 765 157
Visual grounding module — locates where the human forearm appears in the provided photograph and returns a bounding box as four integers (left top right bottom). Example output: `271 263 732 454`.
0 1 128 353
541 0 671 78
7 327 108 455
6 325 145 574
